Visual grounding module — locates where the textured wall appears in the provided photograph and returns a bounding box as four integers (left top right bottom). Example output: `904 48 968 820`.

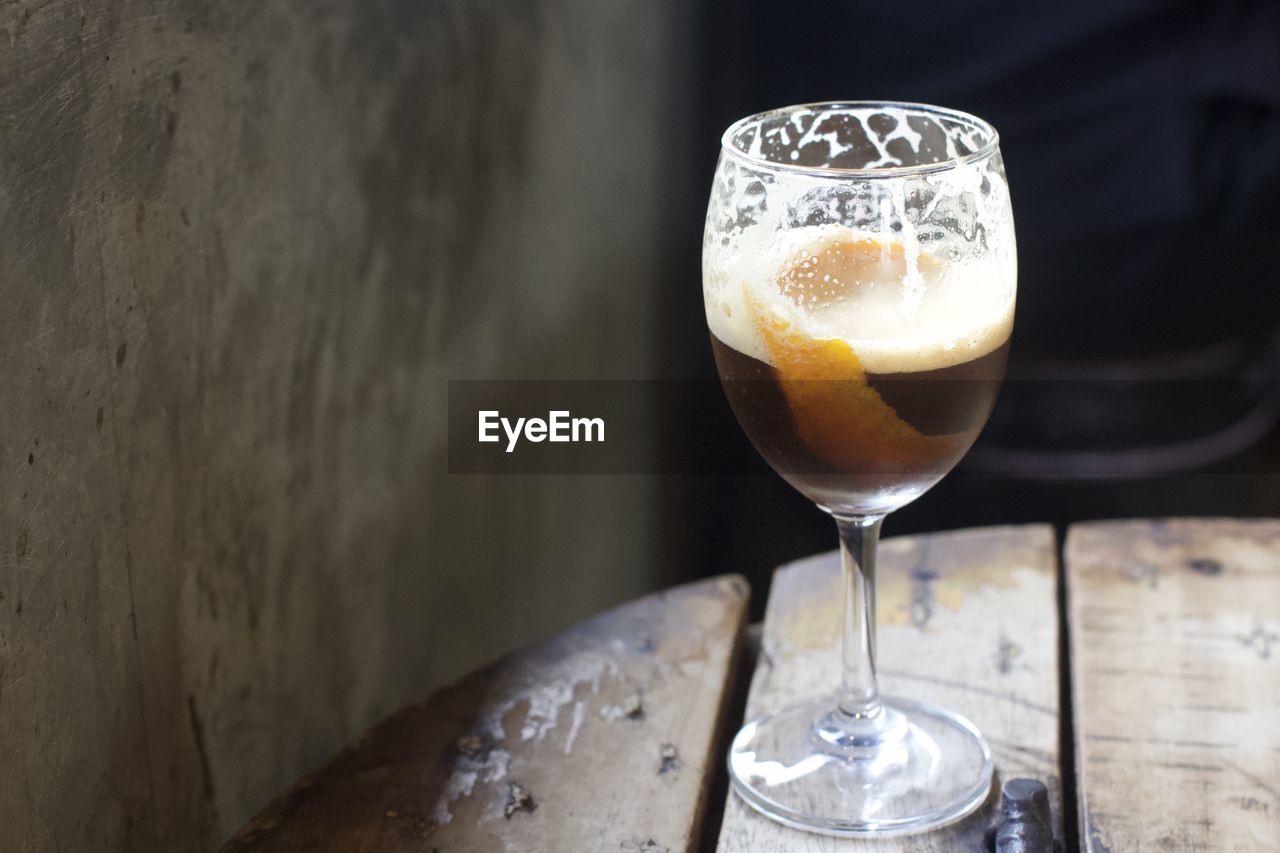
0 1 688 849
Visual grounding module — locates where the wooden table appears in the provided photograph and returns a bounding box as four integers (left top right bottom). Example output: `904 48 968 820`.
222 520 1280 852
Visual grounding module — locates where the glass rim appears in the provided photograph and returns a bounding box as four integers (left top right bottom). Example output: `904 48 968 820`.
719 100 1001 179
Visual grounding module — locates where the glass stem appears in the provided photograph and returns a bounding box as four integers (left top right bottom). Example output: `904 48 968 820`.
835 514 885 720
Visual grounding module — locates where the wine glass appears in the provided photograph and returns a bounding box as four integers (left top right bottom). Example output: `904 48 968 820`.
703 102 1015 836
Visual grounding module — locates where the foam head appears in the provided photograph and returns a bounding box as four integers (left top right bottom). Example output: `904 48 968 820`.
704 103 1015 374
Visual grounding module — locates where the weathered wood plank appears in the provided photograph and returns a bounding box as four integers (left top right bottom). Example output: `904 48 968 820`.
1067 519 1280 852
718 524 1061 851
222 575 748 852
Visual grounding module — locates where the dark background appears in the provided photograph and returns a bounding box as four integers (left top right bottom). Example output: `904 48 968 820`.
659 0 1280 610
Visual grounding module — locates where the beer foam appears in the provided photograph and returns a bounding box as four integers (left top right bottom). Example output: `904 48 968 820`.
706 225 1014 374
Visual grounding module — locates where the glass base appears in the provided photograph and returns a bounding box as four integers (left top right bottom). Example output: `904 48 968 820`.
728 695 993 837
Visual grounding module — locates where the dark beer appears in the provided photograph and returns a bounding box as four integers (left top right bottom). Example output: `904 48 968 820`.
707 232 1012 514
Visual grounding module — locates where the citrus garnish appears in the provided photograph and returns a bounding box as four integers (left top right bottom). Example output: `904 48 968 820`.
748 236 961 471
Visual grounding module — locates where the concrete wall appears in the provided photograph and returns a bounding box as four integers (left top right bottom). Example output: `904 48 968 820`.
0 2 690 849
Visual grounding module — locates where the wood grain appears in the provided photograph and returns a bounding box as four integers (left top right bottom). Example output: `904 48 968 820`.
1067 519 1280 852
222 575 748 853
717 524 1062 851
